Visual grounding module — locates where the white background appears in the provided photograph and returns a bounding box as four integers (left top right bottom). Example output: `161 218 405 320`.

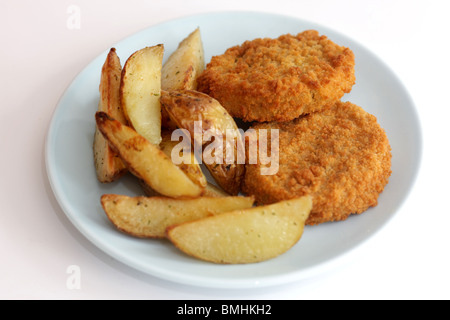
1 0 449 300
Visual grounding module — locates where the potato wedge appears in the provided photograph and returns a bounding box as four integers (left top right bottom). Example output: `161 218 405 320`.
93 48 128 183
203 182 230 197
120 44 164 145
101 194 255 238
95 111 204 198
159 130 207 189
160 90 245 195
167 196 312 264
161 28 205 130
140 180 227 198
162 28 205 92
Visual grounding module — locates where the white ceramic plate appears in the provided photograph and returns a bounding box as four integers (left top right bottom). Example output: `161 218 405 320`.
45 11 422 288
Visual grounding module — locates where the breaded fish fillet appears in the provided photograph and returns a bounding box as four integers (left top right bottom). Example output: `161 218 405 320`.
197 30 355 122
242 101 392 225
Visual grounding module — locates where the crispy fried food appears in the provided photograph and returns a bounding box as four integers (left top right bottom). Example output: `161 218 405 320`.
197 30 355 122
242 101 392 225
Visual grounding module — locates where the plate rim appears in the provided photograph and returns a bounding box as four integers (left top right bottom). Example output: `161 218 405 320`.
45 10 423 289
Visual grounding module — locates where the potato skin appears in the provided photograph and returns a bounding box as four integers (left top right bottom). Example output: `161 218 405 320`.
160 90 245 195
93 48 127 183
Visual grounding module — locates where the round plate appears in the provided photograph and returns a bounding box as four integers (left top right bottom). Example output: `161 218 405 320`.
45 11 422 288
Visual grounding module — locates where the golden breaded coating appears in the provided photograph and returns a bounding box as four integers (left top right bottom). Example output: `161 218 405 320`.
242 101 392 225
197 30 355 122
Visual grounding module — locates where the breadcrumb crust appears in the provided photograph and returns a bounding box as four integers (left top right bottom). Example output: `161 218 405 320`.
242 101 392 225
197 30 355 122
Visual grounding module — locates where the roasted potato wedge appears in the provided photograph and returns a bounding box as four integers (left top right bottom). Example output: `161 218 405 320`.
95 111 204 198
159 130 207 189
93 48 128 183
120 44 164 145
167 196 312 264
161 28 205 130
161 28 205 92
203 182 230 197
101 194 255 238
140 180 227 198
160 90 245 195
